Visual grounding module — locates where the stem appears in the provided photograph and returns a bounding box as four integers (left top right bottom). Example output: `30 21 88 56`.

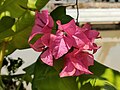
76 0 79 26
0 42 7 89
17 81 22 90
0 42 7 68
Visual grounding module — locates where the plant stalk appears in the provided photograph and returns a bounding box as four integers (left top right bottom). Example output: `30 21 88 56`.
76 0 79 26
0 42 7 89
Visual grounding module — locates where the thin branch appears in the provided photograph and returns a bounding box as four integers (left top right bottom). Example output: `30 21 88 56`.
19 5 36 11
76 0 79 26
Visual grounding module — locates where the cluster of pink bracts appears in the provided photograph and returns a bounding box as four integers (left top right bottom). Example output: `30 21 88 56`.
28 10 100 77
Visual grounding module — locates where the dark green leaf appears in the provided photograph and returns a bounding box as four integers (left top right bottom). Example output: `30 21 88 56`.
60 15 73 24
50 6 66 21
35 0 49 10
22 74 33 83
0 29 14 43
24 60 79 90
102 84 116 90
0 16 15 33
50 6 73 34
24 62 36 75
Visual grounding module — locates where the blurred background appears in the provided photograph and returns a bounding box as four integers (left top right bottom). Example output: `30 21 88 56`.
2 0 120 76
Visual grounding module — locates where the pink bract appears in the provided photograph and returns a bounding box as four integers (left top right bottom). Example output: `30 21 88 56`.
40 33 56 66
56 20 76 36
28 11 100 77
53 30 73 59
60 49 94 77
81 23 100 53
56 19 100 52
28 10 54 42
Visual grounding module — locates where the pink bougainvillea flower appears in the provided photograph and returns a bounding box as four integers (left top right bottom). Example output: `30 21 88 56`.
53 19 99 59
29 38 44 52
52 20 74 59
28 10 100 77
56 19 98 51
28 10 54 42
40 33 56 66
56 19 77 36
53 30 73 59
60 49 94 77
30 33 56 66
28 10 55 66
81 23 100 53
82 23 100 41
67 22 100 53
72 26 90 50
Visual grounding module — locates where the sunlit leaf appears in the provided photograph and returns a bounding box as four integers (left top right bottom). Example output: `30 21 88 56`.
0 0 26 18
77 61 120 90
4 11 35 55
0 86 3 90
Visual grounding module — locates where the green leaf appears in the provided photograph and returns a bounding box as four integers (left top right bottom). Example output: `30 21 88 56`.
0 0 48 18
0 16 15 42
11 12 34 49
0 0 51 55
35 0 49 10
24 59 120 90
3 11 35 55
77 61 120 90
22 74 33 83
24 62 36 75
24 60 79 90
60 15 73 24
50 6 66 21
0 0 26 18
0 16 15 33
81 76 116 90
50 6 73 34
0 29 14 42
0 86 3 90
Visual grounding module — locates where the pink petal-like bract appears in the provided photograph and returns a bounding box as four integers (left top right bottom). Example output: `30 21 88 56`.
60 49 94 77
41 48 53 66
40 33 56 66
53 20 76 59
56 19 76 36
72 26 90 49
28 11 100 77
81 23 100 53
29 38 44 52
28 10 55 66
53 30 73 59
28 10 54 43
60 60 76 77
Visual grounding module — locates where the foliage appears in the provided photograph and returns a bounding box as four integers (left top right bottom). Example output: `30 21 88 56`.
2 57 26 90
0 0 120 90
24 59 120 90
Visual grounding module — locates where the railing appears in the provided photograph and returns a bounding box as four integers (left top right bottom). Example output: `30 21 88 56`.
50 0 120 3
66 9 120 23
